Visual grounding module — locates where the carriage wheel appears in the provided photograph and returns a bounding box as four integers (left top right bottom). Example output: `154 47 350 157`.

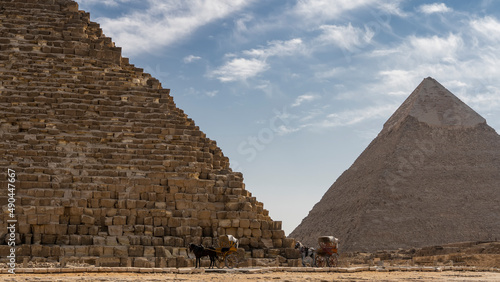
216 255 224 269
225 253 238 269
314 254 326 267
327 253 338 267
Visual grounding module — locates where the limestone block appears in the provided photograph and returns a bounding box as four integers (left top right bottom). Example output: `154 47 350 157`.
98 257 121 267
75 246 89 257
27 214 38 224
126 200 136 209
153 217 163 226
144 246 155 257
108 225 123 236
152 237 163 246
237 228 244 238
272 230 285 239
106 208 118 217
219 219 231 228
198 210 212 220
284 248 300 259
168 217 181 227
155 246 173 258
89 226 99 235
232 219 240 228
261 221 269 230
271 221 282 230
282 238 295 248
38 214 51 224
175 226 191 236
267 249 281 258
190 227 202 237
239 219 250 228
23 206 37 215
56 235 69 245
69 215 81 225
128 235 142 245
252 249 265 258
105 236 119 246
117 236 130 246
81 214 95 225
128 245 143 257
69 235 81 245
141 236 152 246
176 200 191 210
272 239 283 248
243 228 252 237
251 229 262 238
41 234 56 244
101 199 116 208
241 202 253 211
113 216 127 225
89 246 104 256
114 246 128 258
153 227 164 237
262 230 272 239
250 220 261 229
62 246 75 257
226 211 239 219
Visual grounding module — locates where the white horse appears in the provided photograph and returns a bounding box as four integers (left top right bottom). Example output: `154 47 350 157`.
295 241 315 267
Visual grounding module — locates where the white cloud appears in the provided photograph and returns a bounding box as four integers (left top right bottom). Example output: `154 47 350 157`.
183 55 201 63
292 0 377 22
418 3 452 14
209 58 269 82
78 0 133 7
410 34 462 62
206 90 218 97
243 38 307 58
291 94 320 107
316 23 374 52
470 16 500 42
93 0 254 56
379 33 463 64
320 104 397 128
209 38 306 83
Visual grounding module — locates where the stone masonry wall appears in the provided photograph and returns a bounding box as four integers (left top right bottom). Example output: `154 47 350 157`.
0 0 297 268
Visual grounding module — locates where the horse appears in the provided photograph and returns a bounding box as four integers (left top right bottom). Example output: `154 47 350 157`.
188 243 217 268
295 241 316 267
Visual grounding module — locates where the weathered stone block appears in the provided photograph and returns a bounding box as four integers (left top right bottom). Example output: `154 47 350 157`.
113 216 127 225
114 246 128 258
108 225 123 236
81 214 95 225
219 219 231 228
252 249 265 258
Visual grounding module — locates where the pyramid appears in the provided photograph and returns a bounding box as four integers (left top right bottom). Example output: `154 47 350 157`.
290 77 500 252
0 0 295 267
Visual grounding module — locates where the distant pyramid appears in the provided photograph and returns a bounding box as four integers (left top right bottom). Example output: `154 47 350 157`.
290 77 500 252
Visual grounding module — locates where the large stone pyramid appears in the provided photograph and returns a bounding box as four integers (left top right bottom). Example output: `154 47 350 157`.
0 0 294 267
290 77 500 252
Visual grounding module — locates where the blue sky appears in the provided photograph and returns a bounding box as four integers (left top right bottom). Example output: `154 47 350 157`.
77 0 500 235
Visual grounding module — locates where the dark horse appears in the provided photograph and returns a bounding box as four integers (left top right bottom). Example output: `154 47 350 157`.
295 241 316 267
188 243 217 268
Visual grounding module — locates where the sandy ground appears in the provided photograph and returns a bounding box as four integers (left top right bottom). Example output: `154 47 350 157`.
2 271 500 281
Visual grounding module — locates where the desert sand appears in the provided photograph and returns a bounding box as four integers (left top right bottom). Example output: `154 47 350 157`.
2 269 500 282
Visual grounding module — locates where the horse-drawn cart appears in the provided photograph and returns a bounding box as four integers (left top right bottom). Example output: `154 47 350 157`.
214 235 239 269
314 236 339 267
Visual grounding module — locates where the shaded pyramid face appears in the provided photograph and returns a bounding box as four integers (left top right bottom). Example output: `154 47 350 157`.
0 0 291 267
290 77 500 252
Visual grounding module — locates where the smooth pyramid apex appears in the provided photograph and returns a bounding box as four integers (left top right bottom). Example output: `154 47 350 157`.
382 77 486 133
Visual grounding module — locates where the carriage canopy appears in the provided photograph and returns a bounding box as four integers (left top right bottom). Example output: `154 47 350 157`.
219 235 239 248
318 236 339 249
